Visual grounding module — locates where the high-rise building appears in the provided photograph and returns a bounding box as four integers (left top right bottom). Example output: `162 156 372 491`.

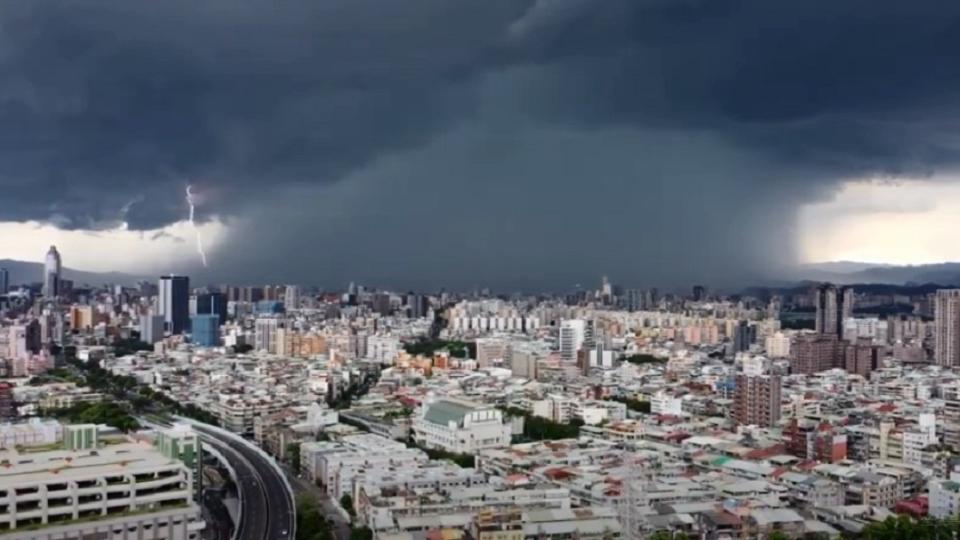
814 284 854 336
692 285 706 301
625 289 643 312
732 321 756 353
844 338 881 378
507 342 546 380
559 319 593 363
935 289 960 367
733 374 781 427
406 292 429 319
0 267 8 294
42 245 61 298
158 275 190 335
0 382 13 420
139 313 165 344
190 314 221 347
196 291 228 326
944 383 960 451
8 320 41 360
255 317 281 353
284 285 300 310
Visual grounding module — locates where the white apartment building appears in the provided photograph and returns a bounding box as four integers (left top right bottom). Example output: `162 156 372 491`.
764 332 791 358
0 419 62 449
300 435 427 499
650 391 684 416
413 398 511 454
366 335 401 365
0 430 203 539
843 317 889 343
559 320 591 364
929 479 960 519
254 317 280 353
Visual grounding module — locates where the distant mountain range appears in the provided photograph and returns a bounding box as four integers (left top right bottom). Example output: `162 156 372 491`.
792 261 960 287
0 259 144 288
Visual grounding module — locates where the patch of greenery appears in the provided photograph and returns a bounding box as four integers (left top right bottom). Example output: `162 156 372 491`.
403 339 473 359
296 493 333 540
500 407 583 441
605 396 651 414
286 442 302 474
339 494 356 518
350 527 373 540
622 354 666 365
46 401 140 432
112 338 154 357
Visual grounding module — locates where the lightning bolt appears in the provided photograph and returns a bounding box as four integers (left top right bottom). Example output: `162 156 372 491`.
185 185 208 267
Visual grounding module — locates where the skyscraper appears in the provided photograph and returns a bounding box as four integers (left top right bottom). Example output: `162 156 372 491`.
42 245 61 298
158 275 190 335
935 289 960 367
0 267 8 294
814 284 854 336
196 291 228 325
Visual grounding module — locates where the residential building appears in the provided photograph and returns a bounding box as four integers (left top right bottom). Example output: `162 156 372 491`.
815 284 854 336
935 289 960 367
732 374 781 427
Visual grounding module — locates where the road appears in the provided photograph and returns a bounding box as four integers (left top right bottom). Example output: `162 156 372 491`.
193 425 296 540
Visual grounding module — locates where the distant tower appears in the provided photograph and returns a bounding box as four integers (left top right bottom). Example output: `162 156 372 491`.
692 285 706 302
814 284 853 336
43 246 62 298
158 275 190 335
284 285 300 310
0 267 8 295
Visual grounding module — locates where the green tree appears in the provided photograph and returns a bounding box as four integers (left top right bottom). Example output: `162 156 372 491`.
286 442 302 474
622 354 666 365
350 527 373 540
340 494 356 518
296 493 332 540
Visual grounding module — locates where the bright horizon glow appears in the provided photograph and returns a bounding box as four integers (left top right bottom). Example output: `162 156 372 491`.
0 219 227 273
800 178 960 265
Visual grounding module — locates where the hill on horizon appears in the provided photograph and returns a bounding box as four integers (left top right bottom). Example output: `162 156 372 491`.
0 259 144 288
791 261 960 287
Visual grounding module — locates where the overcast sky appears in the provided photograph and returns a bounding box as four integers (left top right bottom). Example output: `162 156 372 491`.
2 1 960 290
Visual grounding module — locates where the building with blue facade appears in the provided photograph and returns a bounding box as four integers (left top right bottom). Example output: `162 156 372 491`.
190 314 220 347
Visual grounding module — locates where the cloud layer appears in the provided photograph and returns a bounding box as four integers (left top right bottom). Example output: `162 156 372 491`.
2 1 960 288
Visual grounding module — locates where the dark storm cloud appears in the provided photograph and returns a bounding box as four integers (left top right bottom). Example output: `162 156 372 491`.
3 0 960 286
0 0 529 228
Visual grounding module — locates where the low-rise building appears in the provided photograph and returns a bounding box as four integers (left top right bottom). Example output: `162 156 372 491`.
413 398 511 454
